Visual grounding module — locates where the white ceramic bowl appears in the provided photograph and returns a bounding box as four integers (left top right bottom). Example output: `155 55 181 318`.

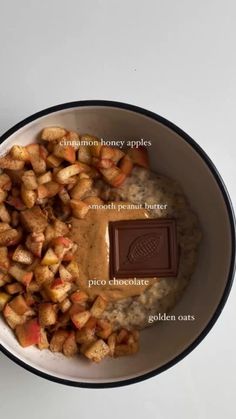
0 101 235 388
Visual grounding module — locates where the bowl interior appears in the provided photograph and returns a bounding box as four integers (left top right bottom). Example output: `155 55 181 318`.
0 105 233 385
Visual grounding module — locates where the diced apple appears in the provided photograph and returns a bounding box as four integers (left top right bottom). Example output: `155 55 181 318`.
69 303 85 316
59 265 72 282
53 219 69 237
39 145 49 160
27 280 40 293
3 304 26 329
114 341 139 357
64 130 79 144
96 319 113 339
101 146 124 163
0 222 10 232
46 154 63 168
23 293 37 307
53 144 76 164
44 225 56 246
25 258 39 272
0 203 11 223
70 199 89 219
94 158 114 169
21 170 38 190
58 187 70 204
26 144 47 174
10 145 29 161
49 329 69 352
51 236 72 248
38 328 49 350
20 186 36 208
34 265 53 286
63 331 78 357
127 146 149 168
55 311 71 329
55 164 82 184
12 245 34 265
15 318 40 347
37 171 52 185
90 295 108 317
0 292 11 311
0 188 7 203
0 246 9 272
107 333 117 356
9 295 33 316
70 178 93 200
77 145 92 164
84 316 97 330
20 206 48 233
38 303 57 326
45 278 71 303
70 290 88 304
99 167 126 187
5 282 24 295
59 298 72 313
66 260 79 281
52 244 67 261
84 339 110 363
62 251 74 262
0 155 25 170
0 173 12 191
48 262 60 275
26 235 43 258
71 310 91 329
75 326 96 345
99 146 115 160
0 272 11 284
0 229 21 246
37 181 61 199
83 135 102 157
52 238 73 260
41 127 67 141
41 248 59 266
119 154 134 176
9 264 33 287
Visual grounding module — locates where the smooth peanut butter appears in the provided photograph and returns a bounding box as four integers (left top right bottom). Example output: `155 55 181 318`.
70 202 156 301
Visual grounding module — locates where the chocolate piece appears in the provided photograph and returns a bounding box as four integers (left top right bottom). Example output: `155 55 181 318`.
109 218 178 278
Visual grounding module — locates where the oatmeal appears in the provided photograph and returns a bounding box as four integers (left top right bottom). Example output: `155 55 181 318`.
101 166 201 330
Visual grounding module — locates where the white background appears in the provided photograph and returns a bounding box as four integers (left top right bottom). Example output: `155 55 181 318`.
0 1 236 418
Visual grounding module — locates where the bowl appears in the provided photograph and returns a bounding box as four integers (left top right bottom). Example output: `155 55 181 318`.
0 101 235 388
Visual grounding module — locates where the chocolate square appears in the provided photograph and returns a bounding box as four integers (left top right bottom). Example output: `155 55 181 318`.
109 218 178 278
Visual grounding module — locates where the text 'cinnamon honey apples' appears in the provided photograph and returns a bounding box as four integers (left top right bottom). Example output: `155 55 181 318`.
0 126 201 363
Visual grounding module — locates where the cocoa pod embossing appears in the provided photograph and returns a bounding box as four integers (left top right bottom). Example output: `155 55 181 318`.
127 233 162 263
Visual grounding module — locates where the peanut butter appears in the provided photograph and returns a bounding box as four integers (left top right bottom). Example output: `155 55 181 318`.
70 202 156 301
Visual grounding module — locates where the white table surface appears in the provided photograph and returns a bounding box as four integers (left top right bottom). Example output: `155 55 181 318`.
0 1 235 418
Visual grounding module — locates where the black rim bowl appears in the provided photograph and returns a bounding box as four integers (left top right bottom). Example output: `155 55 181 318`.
0 100 235 388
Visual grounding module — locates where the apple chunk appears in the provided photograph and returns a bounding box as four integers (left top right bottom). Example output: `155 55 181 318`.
71 310 91 329
41 248 59 265
45 278 71 303
84 339 110 363
3 304 26 329
127 146 149 169
38 303 57 326
15 318 40 347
